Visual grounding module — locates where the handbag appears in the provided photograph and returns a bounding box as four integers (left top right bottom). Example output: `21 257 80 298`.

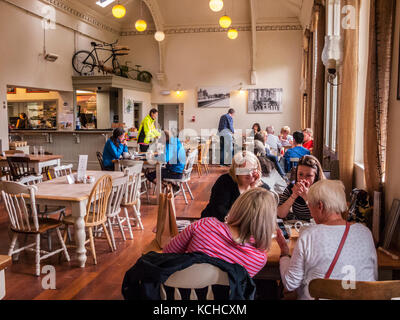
155 184 179 249
324 222 351 279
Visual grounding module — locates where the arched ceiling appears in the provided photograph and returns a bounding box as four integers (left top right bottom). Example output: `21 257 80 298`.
70 0 311 32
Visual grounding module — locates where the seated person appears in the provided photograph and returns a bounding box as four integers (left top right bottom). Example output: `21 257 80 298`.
276 180 377 300
251 123 262 136
145 130 186 189
254 132 285 178
283 131 311 173
164 187 277 277
278 155 325 221
279 126 293 147
302 128 314 152
201 151 269 222
265 125 282 152
102 127 128 171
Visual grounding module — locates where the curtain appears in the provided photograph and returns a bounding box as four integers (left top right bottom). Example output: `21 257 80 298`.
337 0 360 195
311 2 326 162
301 29 313 129
363 0 396 196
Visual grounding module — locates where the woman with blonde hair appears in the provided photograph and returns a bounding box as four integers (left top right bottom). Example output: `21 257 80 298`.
164 188 277 277
276 180 377 299
201 151 270 222
278 155 325 221
279 126 293 147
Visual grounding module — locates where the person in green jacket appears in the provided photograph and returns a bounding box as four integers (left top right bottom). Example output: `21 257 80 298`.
137 108 161 152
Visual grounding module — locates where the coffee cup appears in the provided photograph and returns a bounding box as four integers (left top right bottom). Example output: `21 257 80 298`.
123 152 130 159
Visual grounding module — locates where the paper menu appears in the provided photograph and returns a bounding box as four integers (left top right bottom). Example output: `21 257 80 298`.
77 155 88 182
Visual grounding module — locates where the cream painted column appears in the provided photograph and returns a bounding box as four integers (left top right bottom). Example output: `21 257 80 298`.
0 84 9 152
96 92 111 129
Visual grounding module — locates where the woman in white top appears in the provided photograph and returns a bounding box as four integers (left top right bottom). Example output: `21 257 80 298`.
276 180 378 300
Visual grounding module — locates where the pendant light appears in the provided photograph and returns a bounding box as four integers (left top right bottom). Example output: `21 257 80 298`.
135 1 147 32
209 0 223 12
112 2 126 19
154 31 165 42
227 28 238 40
219 15 231 28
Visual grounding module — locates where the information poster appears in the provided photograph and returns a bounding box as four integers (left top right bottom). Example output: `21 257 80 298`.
77 155 88 182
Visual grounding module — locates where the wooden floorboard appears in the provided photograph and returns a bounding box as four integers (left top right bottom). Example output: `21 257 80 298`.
0 165 227 300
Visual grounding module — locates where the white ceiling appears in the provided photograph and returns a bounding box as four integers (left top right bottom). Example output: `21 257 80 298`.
70 0 308 30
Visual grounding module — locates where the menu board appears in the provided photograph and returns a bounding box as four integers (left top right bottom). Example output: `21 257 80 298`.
77 155 88 182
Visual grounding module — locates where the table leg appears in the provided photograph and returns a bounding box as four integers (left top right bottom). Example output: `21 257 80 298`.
156 162 161 204
72 201 87 268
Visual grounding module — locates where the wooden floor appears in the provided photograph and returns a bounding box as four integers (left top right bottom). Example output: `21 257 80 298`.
0 165 228 300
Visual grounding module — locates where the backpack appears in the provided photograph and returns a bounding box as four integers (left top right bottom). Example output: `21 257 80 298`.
347 188 372 224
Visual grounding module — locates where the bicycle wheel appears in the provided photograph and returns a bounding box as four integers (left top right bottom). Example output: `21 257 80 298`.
72 50 96 75
112 58 122 77
137 71 153 83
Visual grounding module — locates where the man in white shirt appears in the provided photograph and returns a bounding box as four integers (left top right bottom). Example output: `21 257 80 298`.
265 125 282 152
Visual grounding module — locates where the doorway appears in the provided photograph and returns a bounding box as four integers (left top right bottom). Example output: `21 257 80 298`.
157 104 180 135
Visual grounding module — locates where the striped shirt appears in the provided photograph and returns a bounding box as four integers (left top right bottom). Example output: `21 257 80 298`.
279 184 311 221
163 217 267 277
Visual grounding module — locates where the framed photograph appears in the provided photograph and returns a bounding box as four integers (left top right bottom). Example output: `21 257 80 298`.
247 88 283 113
125 98 133 114
197 87 230 108
382 199 400 249
7 87 16 94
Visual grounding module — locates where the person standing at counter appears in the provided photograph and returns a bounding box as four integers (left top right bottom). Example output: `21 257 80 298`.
16 113 29 129
102 127 128 171
137 108 161 152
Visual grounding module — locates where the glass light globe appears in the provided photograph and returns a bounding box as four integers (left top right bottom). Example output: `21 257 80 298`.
209 0 224 12
227 28 238 40
154 31 165 42
135 19 147 32
112 4 126 19
219 15 232 28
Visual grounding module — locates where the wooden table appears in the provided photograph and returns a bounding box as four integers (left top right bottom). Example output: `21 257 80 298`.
31 170 124 268
0 154 62 175
0 255 11 300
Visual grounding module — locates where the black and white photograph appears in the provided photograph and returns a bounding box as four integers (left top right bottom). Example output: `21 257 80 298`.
247 88 283 113
197 87 230 108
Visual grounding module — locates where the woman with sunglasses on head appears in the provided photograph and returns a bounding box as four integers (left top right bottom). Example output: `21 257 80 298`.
277 155 325 221
201 151 270 222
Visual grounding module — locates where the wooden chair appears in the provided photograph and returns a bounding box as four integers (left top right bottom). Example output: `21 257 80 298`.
7 156 36 181
96 151 105 171
308 278 400 300
161 264 229 300
196 139 211 176
120 164 144 238
0 181 70 276
63 175 113 265
53 164 73 178
105 175 129 251
163 149 198 205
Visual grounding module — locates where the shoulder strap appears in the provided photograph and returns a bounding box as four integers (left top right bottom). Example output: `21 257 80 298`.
324 222 351 279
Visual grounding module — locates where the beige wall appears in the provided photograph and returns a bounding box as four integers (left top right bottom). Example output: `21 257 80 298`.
0 0 116 151
386 0 400 249
119 29 303 135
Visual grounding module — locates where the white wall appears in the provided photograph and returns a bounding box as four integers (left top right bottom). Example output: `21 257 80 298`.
119 29 303 135
122 88 152 128
0 0 116 150
386 0 400 249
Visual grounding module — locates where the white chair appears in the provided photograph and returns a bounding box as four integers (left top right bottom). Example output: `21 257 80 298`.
118 159 150 202
120 163 144 239
53 164 73 178
163 149 198 205
0 181 70 276
161 263 229 300
105 175 129 250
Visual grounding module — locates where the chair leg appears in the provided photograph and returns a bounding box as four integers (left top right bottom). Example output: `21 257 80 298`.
133 204 144 230
47 230 52 251
185 182 194 200
8 234 18 256
56 227 70 262
102 223 114 252
180 183 188 205
143 180 150 202
107 218 117 251
124 207 134 240
88 227 97 265
35 234 41 277
63 225 69 244
116 215 126 241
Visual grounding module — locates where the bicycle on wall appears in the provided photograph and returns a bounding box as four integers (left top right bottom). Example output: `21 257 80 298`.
72 40 152 83
119 61 153 83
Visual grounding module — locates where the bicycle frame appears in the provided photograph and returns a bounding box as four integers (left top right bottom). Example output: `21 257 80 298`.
83 45 119 68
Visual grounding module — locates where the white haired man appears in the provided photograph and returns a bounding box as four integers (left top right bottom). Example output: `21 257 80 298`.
265 125 282 153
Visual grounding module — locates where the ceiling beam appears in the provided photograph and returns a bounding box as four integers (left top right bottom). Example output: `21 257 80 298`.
249 0 257 85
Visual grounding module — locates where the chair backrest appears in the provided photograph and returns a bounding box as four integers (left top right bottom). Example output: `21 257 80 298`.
85 175 113 224
107 175 128 217
19 175 43 185
53 164 73 178
0 181 39 232
7 156 33 181
161 263 230 300
4 150 24 155
118 159 143 171
183 149 198 179
122 163 143 205
96 151 105 171
308 279 400 300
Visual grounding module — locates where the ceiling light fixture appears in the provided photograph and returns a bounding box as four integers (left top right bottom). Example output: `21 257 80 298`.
154 31 165 42
219 15 231 28
112 2 126 19
135 1 147 32
227 28 238 40
175 84 183 96
96 0 115 8
209 0 224 12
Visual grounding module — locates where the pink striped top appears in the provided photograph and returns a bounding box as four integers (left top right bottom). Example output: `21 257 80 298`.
163 217 267 277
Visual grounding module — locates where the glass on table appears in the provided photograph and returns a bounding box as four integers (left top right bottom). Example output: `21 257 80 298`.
39 146 44 157
32 146 38 156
